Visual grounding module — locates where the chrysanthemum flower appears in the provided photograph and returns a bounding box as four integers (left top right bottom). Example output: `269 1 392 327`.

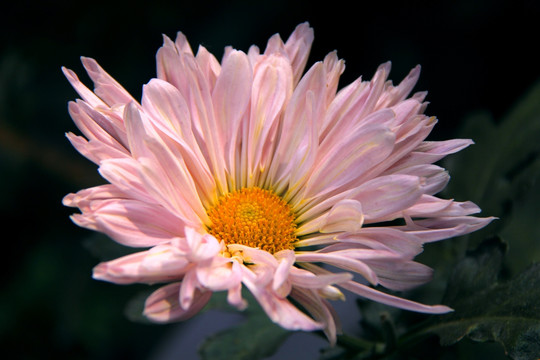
63 23 493 343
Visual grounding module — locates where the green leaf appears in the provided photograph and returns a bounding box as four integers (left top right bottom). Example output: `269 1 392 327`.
444 80 540 250
198 292 291 360
420 238 540 360
499 156 540 275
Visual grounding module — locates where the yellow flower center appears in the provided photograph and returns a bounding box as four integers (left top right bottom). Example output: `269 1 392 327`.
207 187 297 254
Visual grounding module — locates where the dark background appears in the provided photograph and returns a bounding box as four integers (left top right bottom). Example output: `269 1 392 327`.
1 0 538 359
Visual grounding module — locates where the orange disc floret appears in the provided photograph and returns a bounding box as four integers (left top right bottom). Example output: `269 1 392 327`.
207 187 297 254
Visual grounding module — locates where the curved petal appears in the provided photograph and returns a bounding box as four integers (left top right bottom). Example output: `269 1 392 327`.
395 139 474 168
290 288 340 345
305 125 396 199
267 61 325 195
242 267 323 331
245 53 293 188
294 252 378 285
197 257 243 291
360 258 434 291
196 45 221 90
80 57 135 106
337 227 424 259
98 158 156 203
212 49 252 150
404 195 481 218
353 174 423 222
90 199 184 247
185 227 222 262
296 199 364 236
272 250 296 292
397 216 496 243
341 280 452 314
288 267 353 289
62 66 106 108
144 282 212 322
283 22 314 85
67 100 128 155
92 246 189 285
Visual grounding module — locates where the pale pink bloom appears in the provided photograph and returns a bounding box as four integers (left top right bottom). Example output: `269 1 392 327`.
63 23 493 343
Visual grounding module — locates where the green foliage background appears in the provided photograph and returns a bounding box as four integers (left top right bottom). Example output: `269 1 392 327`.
1 0 539 359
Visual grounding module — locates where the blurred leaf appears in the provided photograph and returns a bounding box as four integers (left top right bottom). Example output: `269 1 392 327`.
199 292 291 360
83 233 141 261
444 80 540 250
442 237 506 305
124 289 158 324
499 157 540 274
420 238 540 360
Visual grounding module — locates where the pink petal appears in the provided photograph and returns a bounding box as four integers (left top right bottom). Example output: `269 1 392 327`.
288 266 353 288
144 282 212 323
62 66 106 108
182 56 228 192
156 37 191 95
90 199 184 247
306 125 396 199
68 101 128 154
140 80 217 201
387 164 450 195
179 270 201 310
290 287 340 345
173 32 194 55
296 199 364 236
376 65 421 109
98 158 156 203
242 269 323 331
360 258 434 291
319 77 367 142
294 252 378 285
246 54 293 187
212 50 252 144
196 45 221 90
196 258 243 291
272 250 296 292
321 51 345 108
356 116 435 182
337 227 423 258
141 78 194 145
63 184 125 210
320 199 364 233
185 227 222 262
124 104 208 224
227 244 279 268
341 280 452 314
227 282 247 310
353 174 423 222
283 22 314 85
268 61 325 194
93 247 189 285
395 139 474 168
404 195 481 218
391 99 424 131
80 57 135 106
397 216 496 243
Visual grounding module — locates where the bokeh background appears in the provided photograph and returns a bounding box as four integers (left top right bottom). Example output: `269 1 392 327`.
2 0 539 359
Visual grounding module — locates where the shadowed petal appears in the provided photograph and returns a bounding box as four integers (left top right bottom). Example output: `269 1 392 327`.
144 282 212 322
242 267 323 331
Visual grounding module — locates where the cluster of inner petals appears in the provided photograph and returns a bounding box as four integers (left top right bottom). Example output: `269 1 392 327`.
206 187 297 254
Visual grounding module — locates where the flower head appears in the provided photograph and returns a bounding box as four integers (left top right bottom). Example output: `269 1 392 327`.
63 23 493 343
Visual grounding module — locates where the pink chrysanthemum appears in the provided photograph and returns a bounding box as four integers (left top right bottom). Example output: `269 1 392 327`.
63 23 492 343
